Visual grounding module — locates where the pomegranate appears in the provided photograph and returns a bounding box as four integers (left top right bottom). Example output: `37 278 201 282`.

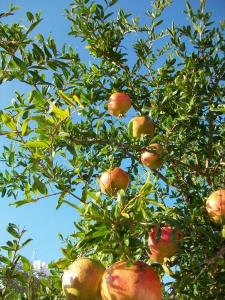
101 260 162 300
206 189 225 224
148 226 183 264
62 257 105 300
129 116 155 139
99 167 129 196
141 144 163 169
108 92 131 117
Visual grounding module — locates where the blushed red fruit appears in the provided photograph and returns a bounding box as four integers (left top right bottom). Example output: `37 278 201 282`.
101 261 162 300
148 226 183 264
62 257 105 300
130 116 155 139
99 167 129 196
206 189 225 224
108 92 131 117
141 144 163 169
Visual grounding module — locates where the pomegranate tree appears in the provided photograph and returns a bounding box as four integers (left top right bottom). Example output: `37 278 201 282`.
100 260 162 300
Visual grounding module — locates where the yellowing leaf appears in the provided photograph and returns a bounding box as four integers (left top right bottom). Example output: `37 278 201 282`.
222 225 225 239
24 141 50 148
58 90 76 108
50 104 70 119
85 45 92 49
121 212 130 218
162 263 175 276
1 113 17 130
67 288 80 297
21 119 30 136
72 94 84 108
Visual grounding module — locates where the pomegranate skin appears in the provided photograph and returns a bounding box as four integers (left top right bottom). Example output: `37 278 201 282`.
99 167 129 196
108 92 131 116
130 116 155 139
101 261 162 300
206 189 225 224
141 144 163 169
62 257 105 300
148 226 183 264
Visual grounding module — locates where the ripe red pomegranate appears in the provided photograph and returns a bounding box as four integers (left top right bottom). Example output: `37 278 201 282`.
148 226 183 264
108 92 131 117
99 167 129 196
141 144 163 169
206 189 225 224
62 257 105 300
101 260 162 300
129 116 155 139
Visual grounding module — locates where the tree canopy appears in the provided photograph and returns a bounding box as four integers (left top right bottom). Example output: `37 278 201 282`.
0 0 224 299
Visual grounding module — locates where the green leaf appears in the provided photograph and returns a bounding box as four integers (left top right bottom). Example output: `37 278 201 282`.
21 238 33 249
33 43 45 60
20 256 31 271
87 191 101 203
11 199 33 207
26 11 34 21
55 258 69 270
56 191 67 209
33 176 47 195
117 189 126 205
146 199 166 210
1 113 17 130
90 3 97 14
6 223 20 238
24 141 50 148
13 56 27 72
27 18 42 34
96 118 103 134
0 255 10 264
139 174 152 196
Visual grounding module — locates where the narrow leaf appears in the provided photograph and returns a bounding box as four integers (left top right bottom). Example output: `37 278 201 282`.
24 141 50 148
58 90 76 108
72 94 84 108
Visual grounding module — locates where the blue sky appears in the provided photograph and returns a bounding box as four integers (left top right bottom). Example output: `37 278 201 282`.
0 0 225 263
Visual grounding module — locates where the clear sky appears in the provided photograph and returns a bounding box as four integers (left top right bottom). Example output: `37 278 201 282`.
0 0 225 263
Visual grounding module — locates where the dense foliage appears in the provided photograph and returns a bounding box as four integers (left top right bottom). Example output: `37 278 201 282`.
0 0 224 299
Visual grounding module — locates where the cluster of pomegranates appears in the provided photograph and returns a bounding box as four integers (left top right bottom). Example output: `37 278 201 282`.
108 92 163 170
62 92 225 299
103 92 163 192
62 258 162 300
